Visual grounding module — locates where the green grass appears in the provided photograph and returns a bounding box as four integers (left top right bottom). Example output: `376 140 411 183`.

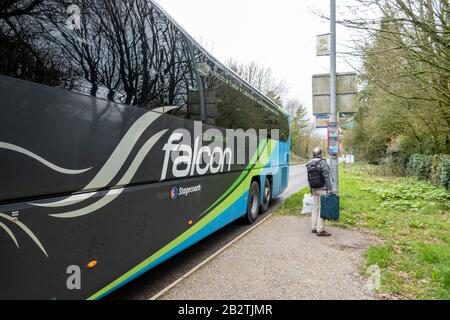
275 186 310 216
340 164 450 299
275 163 450 300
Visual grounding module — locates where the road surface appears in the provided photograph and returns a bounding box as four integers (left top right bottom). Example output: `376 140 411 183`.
108 164 307 300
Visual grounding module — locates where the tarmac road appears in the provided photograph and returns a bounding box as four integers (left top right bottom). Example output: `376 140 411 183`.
108 164 308 300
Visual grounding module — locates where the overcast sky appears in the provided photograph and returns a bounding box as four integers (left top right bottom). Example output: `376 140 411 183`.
157 0 363 119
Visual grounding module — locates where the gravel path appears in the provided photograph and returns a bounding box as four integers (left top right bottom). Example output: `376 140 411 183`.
159 215 378 300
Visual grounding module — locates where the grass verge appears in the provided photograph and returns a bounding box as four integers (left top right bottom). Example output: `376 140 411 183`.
275 164 450 300
275 186 309 216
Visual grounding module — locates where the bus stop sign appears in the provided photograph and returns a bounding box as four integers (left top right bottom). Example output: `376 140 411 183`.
327 122 340 155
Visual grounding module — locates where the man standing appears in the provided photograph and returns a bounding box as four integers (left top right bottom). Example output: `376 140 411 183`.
306 147 333 237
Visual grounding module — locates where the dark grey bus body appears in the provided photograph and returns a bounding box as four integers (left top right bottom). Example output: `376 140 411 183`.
0 0 290 299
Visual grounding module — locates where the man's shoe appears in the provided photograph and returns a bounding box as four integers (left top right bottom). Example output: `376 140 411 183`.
312 230 317 234
317 230 332 237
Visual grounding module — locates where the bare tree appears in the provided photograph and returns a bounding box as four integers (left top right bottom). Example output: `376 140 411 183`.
1 0 197 109
0 0 44 19
226 58 288 105
330 0 449 156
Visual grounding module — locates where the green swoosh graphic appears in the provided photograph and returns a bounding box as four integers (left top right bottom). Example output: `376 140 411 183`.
197 139 268 219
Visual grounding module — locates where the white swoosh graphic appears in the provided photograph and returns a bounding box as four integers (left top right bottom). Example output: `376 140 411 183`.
30 191 97 208
30 106 177 208
0 221 19 248
50 129 168 218
0 142 92 175
0 213 48 257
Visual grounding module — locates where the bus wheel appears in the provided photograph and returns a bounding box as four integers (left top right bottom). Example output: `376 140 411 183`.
245 181 260 224
260 177 271 213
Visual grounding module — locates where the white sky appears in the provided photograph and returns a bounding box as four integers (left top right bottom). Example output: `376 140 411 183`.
157 0 364 120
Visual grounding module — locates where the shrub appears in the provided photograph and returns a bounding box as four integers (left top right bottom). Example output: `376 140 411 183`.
378 153 449 189
435 155 450 190
379 154 409 176
407 154 432 180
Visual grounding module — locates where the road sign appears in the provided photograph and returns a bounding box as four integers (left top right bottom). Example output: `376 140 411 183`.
316 34 330 56
316 113 357 130
315 114 330 129
312 72 358 114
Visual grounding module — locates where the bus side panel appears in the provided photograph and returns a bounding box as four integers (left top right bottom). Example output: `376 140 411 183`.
0 171 246 300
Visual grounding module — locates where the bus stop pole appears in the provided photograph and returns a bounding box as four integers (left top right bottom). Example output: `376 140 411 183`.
330 0 339 193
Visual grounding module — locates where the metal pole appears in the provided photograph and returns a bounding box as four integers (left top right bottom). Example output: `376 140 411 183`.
330 0 339 193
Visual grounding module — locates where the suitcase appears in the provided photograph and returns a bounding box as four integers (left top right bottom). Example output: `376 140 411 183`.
320 194 340 220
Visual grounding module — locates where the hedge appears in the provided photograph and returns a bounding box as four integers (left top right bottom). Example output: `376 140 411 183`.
407 154 432 180
390 153 449 190
434 155 450 189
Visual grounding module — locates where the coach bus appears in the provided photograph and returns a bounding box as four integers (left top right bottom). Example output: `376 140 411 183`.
0 0 290 299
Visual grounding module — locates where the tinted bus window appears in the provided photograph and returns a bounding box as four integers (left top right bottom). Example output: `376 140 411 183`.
0 0 199 118
226 79 289 141
192 48 228 127
226 81 257 131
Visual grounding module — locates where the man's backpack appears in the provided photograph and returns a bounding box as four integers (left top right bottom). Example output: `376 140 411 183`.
307 159 326 189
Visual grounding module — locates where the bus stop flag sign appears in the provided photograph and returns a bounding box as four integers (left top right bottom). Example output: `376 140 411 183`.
327 122 340 155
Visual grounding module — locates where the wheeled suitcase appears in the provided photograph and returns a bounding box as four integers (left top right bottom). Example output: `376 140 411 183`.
320 194 340 220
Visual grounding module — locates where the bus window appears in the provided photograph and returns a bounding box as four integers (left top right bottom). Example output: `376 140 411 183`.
0 1 200 119
142 24 201 121
192 49 228 127
226 80 262 132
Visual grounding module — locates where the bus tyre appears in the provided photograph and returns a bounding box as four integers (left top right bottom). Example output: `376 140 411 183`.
260 177 271 213
246 181 260 224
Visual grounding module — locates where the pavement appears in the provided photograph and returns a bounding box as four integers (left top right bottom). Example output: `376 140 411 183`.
109 165 307 300
158 215 378 300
